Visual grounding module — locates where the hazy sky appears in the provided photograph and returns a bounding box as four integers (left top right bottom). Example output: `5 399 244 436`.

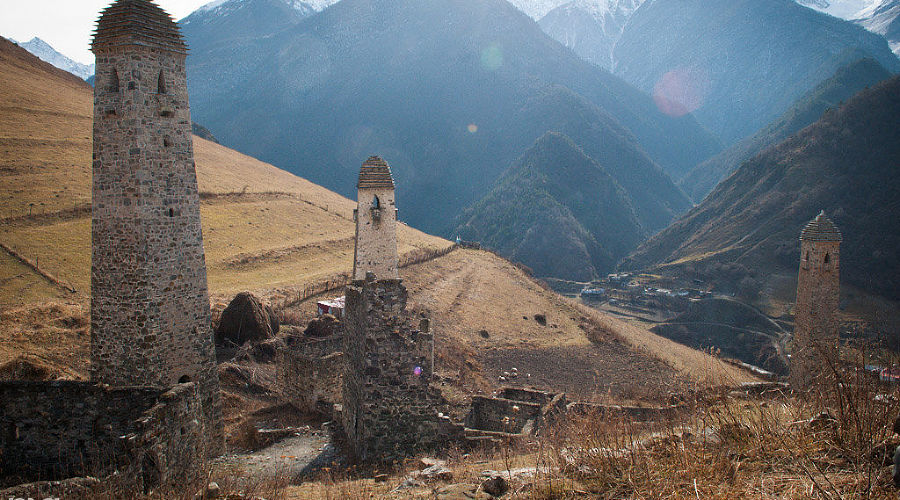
0 1 213 65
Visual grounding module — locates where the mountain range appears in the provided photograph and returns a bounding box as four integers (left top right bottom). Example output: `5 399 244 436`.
454 132 645 280
624 75 900 300
12 37 94 81
679 57 893 202
610 0 899 145
181 0 720 235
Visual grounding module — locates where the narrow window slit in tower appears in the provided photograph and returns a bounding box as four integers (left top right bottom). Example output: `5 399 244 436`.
158 70 167 94
108 68 120 93
168 208 174 217
824 253 830 264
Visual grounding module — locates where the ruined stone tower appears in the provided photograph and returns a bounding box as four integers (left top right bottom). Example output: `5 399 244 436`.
341 273 462 462
91 0 222 454
791 210 842 387
352 156 399 281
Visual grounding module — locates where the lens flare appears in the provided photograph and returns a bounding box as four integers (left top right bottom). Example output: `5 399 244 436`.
467 124 478 134
414 366 423 376
480 44 503 71
652 66 709 117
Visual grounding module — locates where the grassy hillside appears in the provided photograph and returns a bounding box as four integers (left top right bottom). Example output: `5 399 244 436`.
0 36 449 307
679 57 893 202
624 75 900 301
454 132 645 280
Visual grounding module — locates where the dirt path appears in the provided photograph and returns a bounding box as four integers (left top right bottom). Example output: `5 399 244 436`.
211 433 331 479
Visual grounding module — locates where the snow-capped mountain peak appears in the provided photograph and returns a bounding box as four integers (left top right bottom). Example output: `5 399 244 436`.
505 0 572 20
194 0 337 16
796 0 885 19
17 37 94 81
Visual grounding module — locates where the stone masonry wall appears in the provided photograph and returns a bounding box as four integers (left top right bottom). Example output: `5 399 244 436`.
792 239 841 386
353 187 399 281
0 381 204 491
125 382 206 493
91 44 222 454
466 396 544 434
276 336 344 415
341 275 463 462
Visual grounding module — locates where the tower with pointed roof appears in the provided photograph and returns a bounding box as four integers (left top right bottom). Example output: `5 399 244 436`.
791 211 842 387
91 0 222 454
352 156 400 281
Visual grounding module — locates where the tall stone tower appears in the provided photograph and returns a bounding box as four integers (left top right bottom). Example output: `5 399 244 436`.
791 210 842 387
352 156 400 281
91 0 223 454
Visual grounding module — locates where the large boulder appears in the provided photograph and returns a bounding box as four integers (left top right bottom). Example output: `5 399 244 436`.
216 292 279 345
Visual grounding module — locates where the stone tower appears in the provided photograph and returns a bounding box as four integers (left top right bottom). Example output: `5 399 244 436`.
352 156 399 281
341 273 462 462
91 0 223 454
791 210 842 387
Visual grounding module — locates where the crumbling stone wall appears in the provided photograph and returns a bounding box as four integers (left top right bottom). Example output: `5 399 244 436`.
276 336 344 415
0 381 204 492
91 0 222 454
341 274 463 462
466 396 544 433
465 388 567 435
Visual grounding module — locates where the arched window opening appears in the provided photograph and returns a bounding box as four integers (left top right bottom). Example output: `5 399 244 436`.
372 195 381 209
168 208 174 218
157 70 166 94
178 375 191 383
108 69 120 93
824 253 830 264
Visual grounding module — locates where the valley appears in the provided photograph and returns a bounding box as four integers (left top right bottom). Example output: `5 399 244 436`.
2 0 900 497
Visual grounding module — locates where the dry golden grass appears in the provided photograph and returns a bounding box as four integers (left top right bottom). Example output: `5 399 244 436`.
0 301 88 379
398 249 757 400
284 370 899 499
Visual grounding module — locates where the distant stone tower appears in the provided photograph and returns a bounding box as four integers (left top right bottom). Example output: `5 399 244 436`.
91 0 223 454
352 156 400 281
791 210 842 387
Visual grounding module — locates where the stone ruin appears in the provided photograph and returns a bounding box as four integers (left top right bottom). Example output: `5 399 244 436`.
1 382 203 495
276 334 344 416
340 273 465 462
790 210 842 388
2 0 221 495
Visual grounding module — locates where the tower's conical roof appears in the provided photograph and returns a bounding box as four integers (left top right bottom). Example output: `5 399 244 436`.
801 210 842 242
92 0 186 55
358 156 394 189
